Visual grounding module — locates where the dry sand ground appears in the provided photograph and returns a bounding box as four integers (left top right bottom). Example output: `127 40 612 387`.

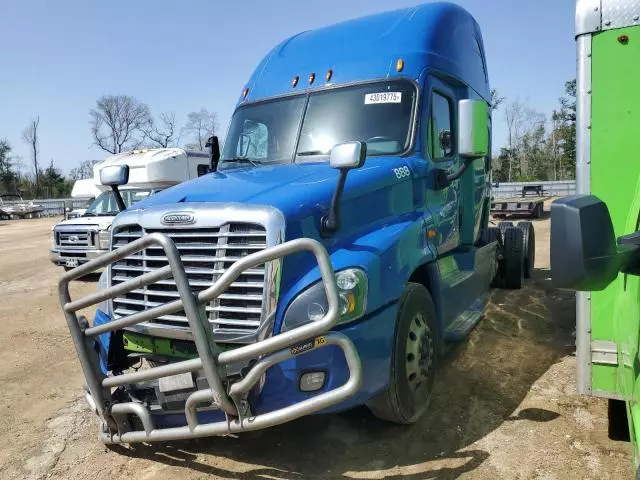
0 211 633 479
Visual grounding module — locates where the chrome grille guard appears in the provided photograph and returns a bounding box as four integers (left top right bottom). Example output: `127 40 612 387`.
59 233 362 444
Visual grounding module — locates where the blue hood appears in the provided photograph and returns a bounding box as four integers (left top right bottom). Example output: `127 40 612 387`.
134 158 413 227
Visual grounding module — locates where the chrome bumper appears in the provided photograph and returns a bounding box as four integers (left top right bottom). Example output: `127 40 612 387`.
50 248 107 266
59 233 362 444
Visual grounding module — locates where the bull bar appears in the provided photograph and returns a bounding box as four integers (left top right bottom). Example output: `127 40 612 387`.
58 233 362 444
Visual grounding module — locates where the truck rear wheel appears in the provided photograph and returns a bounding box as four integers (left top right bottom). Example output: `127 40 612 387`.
368 283 438 424
501 227 524 289
498 221 514 241
480 226 501 246
517 221 535 278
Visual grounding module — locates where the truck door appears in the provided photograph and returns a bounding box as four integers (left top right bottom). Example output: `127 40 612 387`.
420 77 492 336
422 77 473 328
424 79 461 256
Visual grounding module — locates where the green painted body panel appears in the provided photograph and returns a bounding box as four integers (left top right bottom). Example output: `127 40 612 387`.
591 26 640 460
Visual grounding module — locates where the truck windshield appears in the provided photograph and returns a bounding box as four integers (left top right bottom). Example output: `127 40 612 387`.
219 80 416 169
83 189 152 216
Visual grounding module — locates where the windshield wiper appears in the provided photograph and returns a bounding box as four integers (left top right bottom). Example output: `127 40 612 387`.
85 212 119 217
223 157 260 167
297 150 329 156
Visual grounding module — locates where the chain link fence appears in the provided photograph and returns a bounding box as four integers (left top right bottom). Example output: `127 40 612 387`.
0 198 92 218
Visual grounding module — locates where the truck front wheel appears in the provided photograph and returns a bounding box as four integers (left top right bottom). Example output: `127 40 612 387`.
368 283 438 424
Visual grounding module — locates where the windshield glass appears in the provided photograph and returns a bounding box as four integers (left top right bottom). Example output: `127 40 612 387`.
219 80 416 169
83 189 152 216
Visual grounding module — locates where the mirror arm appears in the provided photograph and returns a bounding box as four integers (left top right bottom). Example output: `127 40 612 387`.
206 136 221 172
321 168 349 236
111 185 126 212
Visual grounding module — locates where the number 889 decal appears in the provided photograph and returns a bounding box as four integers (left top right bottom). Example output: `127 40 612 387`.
393 166 411 179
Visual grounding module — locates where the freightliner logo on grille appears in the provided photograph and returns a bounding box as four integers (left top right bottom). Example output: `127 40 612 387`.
161 212 196 225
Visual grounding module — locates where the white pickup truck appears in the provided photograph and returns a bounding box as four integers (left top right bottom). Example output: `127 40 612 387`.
50 148 211 269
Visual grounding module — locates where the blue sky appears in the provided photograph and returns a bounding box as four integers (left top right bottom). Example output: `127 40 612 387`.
0 0 575 175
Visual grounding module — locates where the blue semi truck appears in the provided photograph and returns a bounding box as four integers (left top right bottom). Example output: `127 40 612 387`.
59 2 531 444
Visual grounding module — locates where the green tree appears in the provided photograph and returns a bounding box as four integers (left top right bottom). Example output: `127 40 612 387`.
554 79 576 179
0 139 17 194
40 160 71 198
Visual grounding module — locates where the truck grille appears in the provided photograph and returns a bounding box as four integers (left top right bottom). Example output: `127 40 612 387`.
55 229 93 247
110 223 268 338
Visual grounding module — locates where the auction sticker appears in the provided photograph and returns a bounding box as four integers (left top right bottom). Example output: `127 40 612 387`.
365 92 402 104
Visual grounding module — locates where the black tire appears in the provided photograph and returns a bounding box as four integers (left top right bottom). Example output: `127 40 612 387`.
502 227 524 289
517 221 535 279
368 283 438 424
498 221 514 241
479 226 501 246
533 203 544 219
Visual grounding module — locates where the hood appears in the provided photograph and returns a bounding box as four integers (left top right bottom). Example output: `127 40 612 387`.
132 158 411 221
55 215 115 230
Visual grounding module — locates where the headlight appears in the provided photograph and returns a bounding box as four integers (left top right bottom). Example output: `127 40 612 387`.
281 268 368 332
50 227 56 248
98 228 111 250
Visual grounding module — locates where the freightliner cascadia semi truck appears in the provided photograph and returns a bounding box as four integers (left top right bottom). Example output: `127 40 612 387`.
58 3 531 444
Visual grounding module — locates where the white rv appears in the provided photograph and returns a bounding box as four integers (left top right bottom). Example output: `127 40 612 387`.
50 148 210 269
66 178 105 219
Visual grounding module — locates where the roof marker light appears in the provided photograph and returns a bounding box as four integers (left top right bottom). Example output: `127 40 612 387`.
242 87 249 99
292 75 299 87
326 69 333 82
396 58 405 72
308 72 315 85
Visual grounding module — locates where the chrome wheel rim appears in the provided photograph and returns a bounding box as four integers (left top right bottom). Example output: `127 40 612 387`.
405 313 434 393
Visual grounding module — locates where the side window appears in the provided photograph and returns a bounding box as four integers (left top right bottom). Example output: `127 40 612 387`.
430 92 455 160
237 120 268 160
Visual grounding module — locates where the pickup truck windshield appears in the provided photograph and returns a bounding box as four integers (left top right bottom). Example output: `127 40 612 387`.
219 80 416 169
83 189 152 216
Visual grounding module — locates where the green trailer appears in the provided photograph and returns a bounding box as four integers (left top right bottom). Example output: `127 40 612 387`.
551 0 640 475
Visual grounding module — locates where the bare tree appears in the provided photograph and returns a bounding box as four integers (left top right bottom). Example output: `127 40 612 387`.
490 88 505 113
503 100 525 182
69 159 100 181
503 100 550 181
183 109 219 151
90 95 151 154
144 112 178 148
22 116 41 194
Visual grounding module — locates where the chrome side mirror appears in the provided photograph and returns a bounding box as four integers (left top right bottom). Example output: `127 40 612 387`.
329 141 367 170
458 99 489 159
322 142 367 236
99 165 129 186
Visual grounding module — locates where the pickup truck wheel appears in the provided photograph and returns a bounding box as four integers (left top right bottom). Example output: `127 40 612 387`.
517 221 535 278
368 283 438 424
501 227 524 289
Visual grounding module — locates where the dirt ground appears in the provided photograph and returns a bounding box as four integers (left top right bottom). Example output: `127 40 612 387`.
0 210 633 480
